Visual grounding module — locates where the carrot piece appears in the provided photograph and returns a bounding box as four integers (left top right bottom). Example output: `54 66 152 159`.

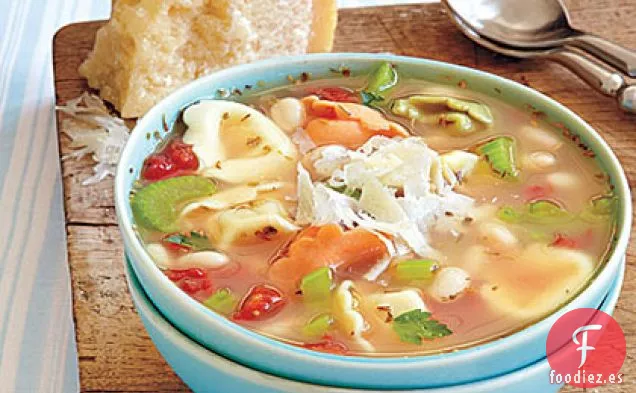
305 119 370 150
300 96 409 149
268 224 388 290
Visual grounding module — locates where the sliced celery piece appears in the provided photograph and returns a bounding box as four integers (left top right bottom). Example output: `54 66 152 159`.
300 267 333 301
526 200 572 224
203 288 238 316
580 195 617 222
476 137 519 179
396 259 438 281
497 206 523 223
366 62 398 95
131 175 217 233
302 313 334 337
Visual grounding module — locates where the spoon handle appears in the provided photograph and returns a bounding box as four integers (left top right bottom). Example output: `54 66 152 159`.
567 34 636 78
545 49 635 114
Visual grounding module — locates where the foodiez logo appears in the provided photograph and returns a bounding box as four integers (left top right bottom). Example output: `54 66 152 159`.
572 324 602 369
546 308 626 388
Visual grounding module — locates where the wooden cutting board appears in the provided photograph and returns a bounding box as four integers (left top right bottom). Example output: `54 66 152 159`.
53 1 636 392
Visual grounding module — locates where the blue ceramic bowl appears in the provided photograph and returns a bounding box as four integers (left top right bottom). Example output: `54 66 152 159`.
115 54 632 389
126 257 625 393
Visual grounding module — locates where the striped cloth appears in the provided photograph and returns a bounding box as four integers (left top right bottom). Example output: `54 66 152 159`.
0 1 434 392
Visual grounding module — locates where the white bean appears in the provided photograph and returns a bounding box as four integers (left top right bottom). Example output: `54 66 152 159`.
177 251 230 269
521 125 563 150
430 267 471 301
547 172 580 190
480 222 519 250
270 97 305 134
524 151 557 171
146 243 172 269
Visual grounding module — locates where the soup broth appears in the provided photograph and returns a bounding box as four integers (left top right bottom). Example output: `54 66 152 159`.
130 63 616 356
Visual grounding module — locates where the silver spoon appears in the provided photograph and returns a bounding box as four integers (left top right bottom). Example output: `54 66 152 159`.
442 0 636 77
443 3 636 113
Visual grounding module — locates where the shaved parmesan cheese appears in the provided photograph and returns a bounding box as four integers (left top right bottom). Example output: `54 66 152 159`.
57 92 130 185
359 178 406 223
303 145 350 180
295 136 475 258
295 164 316 225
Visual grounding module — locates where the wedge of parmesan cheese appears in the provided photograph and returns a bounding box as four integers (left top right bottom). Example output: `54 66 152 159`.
81 0 338 118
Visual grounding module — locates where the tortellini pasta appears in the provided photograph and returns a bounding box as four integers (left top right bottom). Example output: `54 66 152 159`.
207 199 299 248
183 100 298 184
368 289 428 318
334 280 374 351
392 95 493 133
480 244 594 319
181 182 286 216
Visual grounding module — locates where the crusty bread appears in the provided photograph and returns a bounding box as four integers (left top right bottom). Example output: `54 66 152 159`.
80 0 338 118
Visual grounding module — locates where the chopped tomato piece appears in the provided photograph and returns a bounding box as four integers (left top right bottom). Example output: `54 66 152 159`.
141 138 199 182
165 268 206 281
523 184 553 201
165 268 211 295
268 224 388 289
307 87 359 103
550 229 594 249
165 139 199 171
141 154 176 181
551 233 578 248
302 337 349 355
179 276 212 294
234 284 286 321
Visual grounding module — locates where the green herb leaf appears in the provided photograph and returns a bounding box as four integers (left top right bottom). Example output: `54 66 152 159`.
203 288 239 315
327 184 362 200
361 91 385 107
393 309 452 344
163 232 214 251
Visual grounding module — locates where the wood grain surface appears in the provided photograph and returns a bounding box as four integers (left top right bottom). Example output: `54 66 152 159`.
53 2 636 392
